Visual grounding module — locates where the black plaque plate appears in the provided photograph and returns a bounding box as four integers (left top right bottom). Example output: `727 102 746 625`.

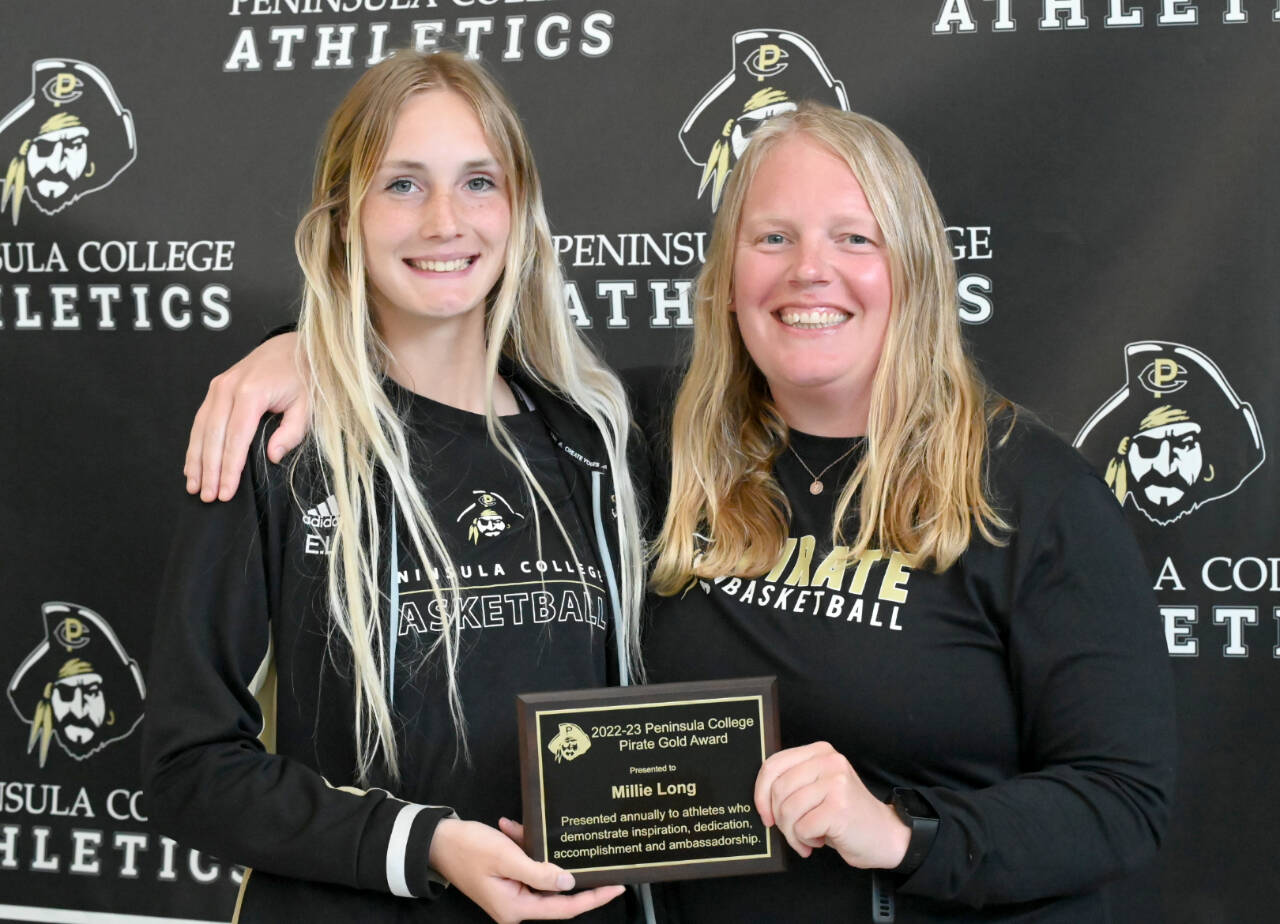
517 677 784 887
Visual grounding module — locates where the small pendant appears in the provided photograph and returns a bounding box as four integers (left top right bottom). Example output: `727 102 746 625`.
810 481 824 495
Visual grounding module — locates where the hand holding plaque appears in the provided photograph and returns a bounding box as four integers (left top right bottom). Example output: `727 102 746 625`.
517 677 785 887
755 740 912 870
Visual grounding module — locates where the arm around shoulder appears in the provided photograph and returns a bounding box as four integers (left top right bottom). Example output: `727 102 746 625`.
184 330 310 502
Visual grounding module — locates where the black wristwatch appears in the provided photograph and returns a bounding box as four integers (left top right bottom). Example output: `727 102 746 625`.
890 787 939 878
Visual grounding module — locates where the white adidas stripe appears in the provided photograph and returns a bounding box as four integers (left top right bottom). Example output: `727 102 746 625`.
305 494 338 519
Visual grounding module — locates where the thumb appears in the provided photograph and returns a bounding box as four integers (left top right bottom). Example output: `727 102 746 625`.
499 849 575 892
754 789 775 828
753 768 776 828
267 400 308 463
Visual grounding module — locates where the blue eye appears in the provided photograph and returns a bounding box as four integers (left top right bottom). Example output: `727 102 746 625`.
761 233 787 245
847 234 870 245
387 178 416 194
465 176 496 192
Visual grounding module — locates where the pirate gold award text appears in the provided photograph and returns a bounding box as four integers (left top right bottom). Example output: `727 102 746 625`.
516 678 785 887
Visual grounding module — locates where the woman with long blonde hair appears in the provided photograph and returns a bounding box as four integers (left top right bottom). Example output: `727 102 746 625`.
144 50 640 923
642 103 1174 921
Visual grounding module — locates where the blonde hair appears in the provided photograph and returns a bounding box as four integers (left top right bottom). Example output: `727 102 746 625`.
294 50 643 780
652 103 1009 593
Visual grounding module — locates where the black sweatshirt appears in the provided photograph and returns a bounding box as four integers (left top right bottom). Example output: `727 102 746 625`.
142 375 632 923
642 411 1176 923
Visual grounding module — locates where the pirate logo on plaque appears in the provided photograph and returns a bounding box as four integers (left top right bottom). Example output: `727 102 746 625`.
7 602 147 767
1073 341 1265 525
679 29 848 210
547 722 592 763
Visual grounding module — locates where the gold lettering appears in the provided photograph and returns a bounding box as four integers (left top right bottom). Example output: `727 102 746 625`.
53 73 78 99
61 617 86 645
764 537 798 582
783 535 816 586
810 546 850 592
848 549 884 596
1153 358 1178 388
877 551 912 604
758 43 782 71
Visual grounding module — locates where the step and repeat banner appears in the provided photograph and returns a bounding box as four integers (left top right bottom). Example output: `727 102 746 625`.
1 2 1276 922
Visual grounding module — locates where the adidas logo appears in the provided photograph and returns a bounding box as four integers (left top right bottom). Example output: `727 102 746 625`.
302 495 339 530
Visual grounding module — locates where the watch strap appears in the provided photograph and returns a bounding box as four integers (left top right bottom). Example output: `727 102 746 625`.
890 787 939 878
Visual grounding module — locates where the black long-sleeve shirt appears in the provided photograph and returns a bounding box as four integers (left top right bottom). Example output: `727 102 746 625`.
644 413 1176 922
143 377 632 923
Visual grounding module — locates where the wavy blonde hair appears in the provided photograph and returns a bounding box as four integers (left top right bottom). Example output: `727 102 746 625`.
652 103 1009 593
293 50 643 781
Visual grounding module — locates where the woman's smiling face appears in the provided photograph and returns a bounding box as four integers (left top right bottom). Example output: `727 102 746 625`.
732 133 893 422
360 88 511 334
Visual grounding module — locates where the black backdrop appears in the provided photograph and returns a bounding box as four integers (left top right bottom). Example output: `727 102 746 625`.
1 2 1276 921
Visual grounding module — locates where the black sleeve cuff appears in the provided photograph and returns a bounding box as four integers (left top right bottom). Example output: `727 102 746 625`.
354 799 455 899
401 803 456 899
891 787 939 878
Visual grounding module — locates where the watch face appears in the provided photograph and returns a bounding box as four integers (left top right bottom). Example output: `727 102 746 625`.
894 788 938 820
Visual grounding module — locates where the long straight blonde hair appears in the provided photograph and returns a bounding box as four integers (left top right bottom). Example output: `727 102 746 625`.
293 50 643 781
652 103 1008 593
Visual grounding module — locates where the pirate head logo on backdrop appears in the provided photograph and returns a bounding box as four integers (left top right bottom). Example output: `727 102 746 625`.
0 58 137 225
1073 342 1265 526
7 602 146 767
679 29 848 211
456 489 524 544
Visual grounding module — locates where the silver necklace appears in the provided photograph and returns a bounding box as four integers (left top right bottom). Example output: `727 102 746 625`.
788 441 861 495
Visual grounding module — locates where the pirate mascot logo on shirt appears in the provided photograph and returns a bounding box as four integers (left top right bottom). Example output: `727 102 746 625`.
679 29 848 211
1073 342 1265 525
0 59 137 225
7 602 146 767
456 490 524 544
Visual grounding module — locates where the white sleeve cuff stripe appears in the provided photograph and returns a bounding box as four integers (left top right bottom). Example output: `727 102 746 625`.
386 804 426 898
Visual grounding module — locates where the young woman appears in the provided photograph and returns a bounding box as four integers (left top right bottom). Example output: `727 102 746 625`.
143 51 643 923
180 103 1175 922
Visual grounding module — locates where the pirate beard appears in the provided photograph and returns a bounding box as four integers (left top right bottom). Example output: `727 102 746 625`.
28 165 86 210
53 715 104 756
1133 469 1200 513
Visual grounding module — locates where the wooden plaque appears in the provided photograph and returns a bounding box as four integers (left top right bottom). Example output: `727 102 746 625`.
517 677 784 887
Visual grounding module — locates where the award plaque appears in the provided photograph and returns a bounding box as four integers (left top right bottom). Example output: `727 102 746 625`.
517 676 784 887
